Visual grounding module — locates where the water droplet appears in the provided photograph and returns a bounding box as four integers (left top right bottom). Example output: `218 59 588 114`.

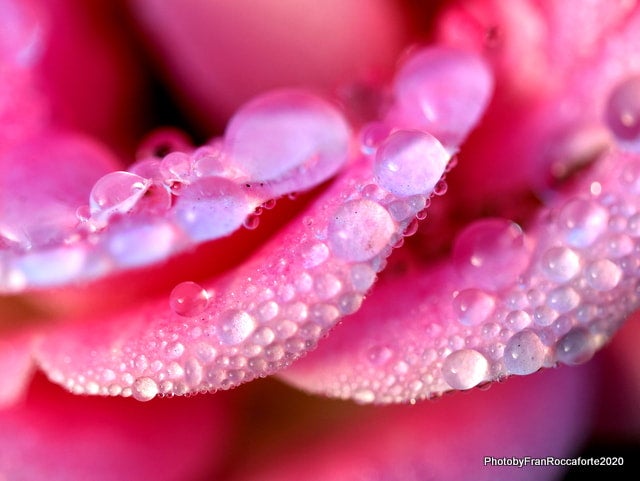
556 327 596 365
184 358 204 387
452 288 495 326
314 273 342 300
302 242 329 268
224 89 350 195
89 171 151 224
441 349 488 390
453 218 530 290
585 259 622 291
173 176 251 241
374 129 449 197
558 199 609 248
132 377 158 402
360 122 393 155
503 330 546 375
533 305 558 327
170 281 209 317
605 75 640 151
219 310 256 345
159 151 194 184
540 246 581 283
328 199 395 262
350 263 377 292
546 286 580 313
353 389 376 404
505 310 532 330
136 127 191 159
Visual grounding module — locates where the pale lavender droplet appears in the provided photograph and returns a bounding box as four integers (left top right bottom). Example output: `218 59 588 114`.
452 288 495 326
503 330 546 375
540 246 581 283
224 89 350 196
173 177 251 241
374 129 450 197
556 327 596 365
89 171 150 223
558 198 609 248
453 218 530 290
585 259 622 291
327 199 395 262
605 75 640 151
441 349 488 390
170 281 210 317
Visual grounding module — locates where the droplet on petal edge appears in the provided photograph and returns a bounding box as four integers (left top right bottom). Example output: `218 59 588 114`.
278 147 640 404
32 47 490 399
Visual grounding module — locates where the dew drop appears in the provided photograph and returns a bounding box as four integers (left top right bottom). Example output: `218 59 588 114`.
558 198 609 248
505 310 532 330
374 130 449 197
131 377 158 402
452 218 530 290
540 246 581 283
170 281 209 317
503 330 546 375
556 327 596 365
585 259 622 291
89 171 150 223
219 310 257 345
441 349 489 390
605 75 640 151
173 176 251 241
328 199 395 262
159 151 194 183
546 286 580 313
452 288 495 326
224 89 350 195
360 122 393 155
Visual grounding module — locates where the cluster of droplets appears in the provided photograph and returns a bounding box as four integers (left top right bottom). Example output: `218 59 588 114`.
35 46 493 401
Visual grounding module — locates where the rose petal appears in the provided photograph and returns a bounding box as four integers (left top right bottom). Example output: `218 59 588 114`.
0 332 35 407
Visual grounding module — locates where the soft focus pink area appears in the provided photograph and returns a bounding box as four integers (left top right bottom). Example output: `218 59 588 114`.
37 0 149 153
0 333 34 408
129 0 409 128
234 366 594 481
0 373 233 480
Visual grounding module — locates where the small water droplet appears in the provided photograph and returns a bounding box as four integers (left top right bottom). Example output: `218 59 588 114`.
160 151 194 183
503 330 546 375
558 198 608 248
452 289 495 326
556 327 596 365
328 199 395 262
540 246 581 283
585 259 622 291
367 345 393 366
170 281 210 317
89 171 151 224
441 349 488 390
132 377 158 402
219 310 256 345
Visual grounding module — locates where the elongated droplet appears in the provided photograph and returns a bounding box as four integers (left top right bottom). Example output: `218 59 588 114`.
374 129 450 197
170 281 210 317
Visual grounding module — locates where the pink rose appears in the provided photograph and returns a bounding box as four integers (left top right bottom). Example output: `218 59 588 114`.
1 0 639 479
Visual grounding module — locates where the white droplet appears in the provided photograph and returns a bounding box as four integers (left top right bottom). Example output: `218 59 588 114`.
585 259 622 291
328 199 395 262
219 310 256 345
441 349 488 390
503 330 546 375
132 377 158 402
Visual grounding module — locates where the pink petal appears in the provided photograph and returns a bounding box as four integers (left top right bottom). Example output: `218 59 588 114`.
0 373 232 481
230 365 594 481
0 332 35 407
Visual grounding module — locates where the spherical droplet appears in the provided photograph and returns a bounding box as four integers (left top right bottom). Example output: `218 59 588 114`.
441 349 488 390
605 75 640 151
374 129 449 196
173 176 251 241
328 199 395 262
585 259 622 291
224 89 350 194
452 288 495 326
503 330 546 375
219 310 256 345
89 171 150 222
540 246 581 283
556 327 596 365
558 198 608 248
546 286 580 313
132 377 158 402
170 281 210 317
453 218 530 290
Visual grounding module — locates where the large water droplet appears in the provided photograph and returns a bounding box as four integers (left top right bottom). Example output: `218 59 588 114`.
219 310 257 345
558 198 608 248
224 89 350 196
131 377 158 402
556 327 596 365
503 330 546 375
452 288 495 326
89 171 150 224
170 281 210 317
441 349 489 390
173 176 251 241
585 259 622 291
453 218 530 289
605 75 640 151
374 130 449 196
328 199 395 262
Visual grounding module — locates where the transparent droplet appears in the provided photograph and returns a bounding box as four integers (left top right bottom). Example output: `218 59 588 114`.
605 75 640 151
452 288 495 326
159 151 194 183
131 377 158 402
556 327 596 365
367 345 394 366
89 171 151 223
441 349 489 390
360 122 393 155
219 310 256 345
504 310 532 330
558 198 608 248
585 259 622 291
540 246 581 283
503 330 546 375
169 281 210 317
374 129 449 196
453 218 530 290
328 199 395 262
546 286 580 313
173 177 251 241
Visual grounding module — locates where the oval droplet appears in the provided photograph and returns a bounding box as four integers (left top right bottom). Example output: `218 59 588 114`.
605 75 640 151
452 288 495 326
441 349 489 390
503 330 546 375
